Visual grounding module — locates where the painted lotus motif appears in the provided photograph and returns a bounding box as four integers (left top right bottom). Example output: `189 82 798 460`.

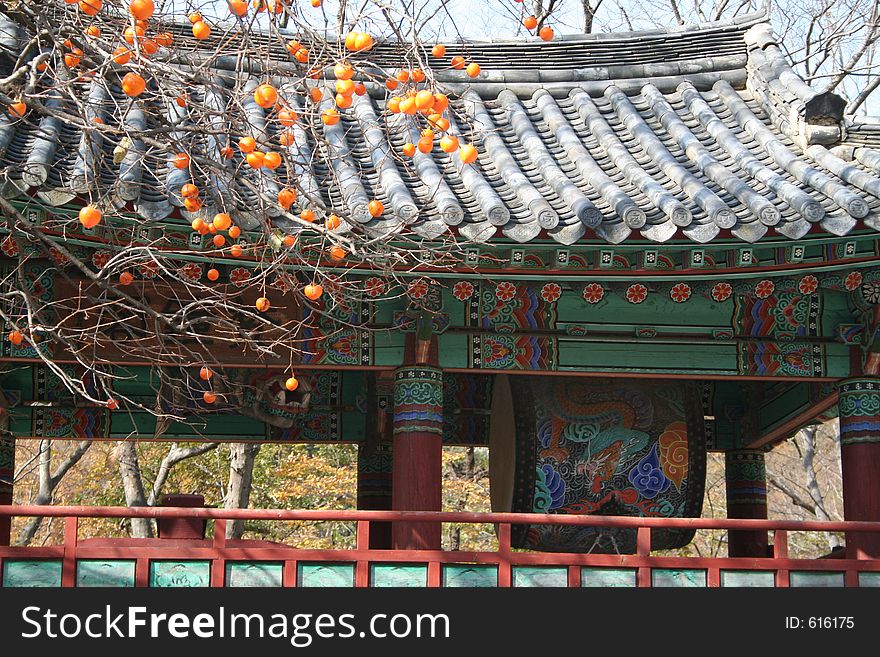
582 283 604 304
452 280 474 301
495 281 516 302
1 235 19 257
138 261 159 279
91 250 112 269
365 277 385 298
540 282 562 303
863 281 880 305
669 282 691 303
844 271 863 291
408 278 429 299
229 267 251 288
755 279 775 299
798 275 819 295
711 282 732 302
178 262 202 282
625 283 648 304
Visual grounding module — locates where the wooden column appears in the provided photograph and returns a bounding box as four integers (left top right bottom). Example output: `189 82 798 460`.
0 433 13 546
725 449 769 558
838 377 880 559
391 365 444 550
357 374 394 549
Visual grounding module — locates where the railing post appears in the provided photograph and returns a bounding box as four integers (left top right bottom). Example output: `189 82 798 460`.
283 560 298 587
497 523 512 588
774 529 789 587
211 519 227 588
567 565 580 588
61 516 78 587
427 561 441 588
636 526 651 587
135 558 149 587
355 520 371 587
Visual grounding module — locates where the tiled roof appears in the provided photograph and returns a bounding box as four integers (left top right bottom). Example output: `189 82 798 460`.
2 11 880 245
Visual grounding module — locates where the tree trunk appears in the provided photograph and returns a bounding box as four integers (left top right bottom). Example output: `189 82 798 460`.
15 439 93 545
116 441 153 538
225 442 261 539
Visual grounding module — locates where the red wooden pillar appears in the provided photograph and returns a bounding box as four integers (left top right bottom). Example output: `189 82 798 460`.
0 433 12 546
391 365 444 549
725 449 769 558
838 377 880 559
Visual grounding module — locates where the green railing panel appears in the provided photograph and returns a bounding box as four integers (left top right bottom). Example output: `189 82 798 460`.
370 564 427 588
149 560 210 587
720 570 775 587
651 569 707 587
442 565 497 588
512 566 568 588
581 568 637 587
2 560 62 587
790 571 844 587
298 563 354 588
77 560 135 587
859 572 880 587
225 562 282 587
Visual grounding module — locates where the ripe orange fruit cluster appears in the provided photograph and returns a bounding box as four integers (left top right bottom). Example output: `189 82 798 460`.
191 212 242 255
344 31 374 52
389 86 478 163
190 13 211 39
286 40 309 63
523 16 555 40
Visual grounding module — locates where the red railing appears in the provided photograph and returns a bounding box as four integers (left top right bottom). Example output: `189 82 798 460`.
1 506 880 587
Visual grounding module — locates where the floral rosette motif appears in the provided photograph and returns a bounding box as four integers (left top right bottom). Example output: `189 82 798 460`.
229 267 251 288
407 278 429 300
452 280 475 301
495 281 517 302
48 247 68 268
1 235 19 257
178 262 202 282
582 282 605 304
711 282 732 302
844 271 863 291
754 279 775 299
669 282 691 303
797 275 819 295
364 277 385 298
137 261 159 279
91 250 112 269
625 283 648 304
540 282 562 303
862 281 880 305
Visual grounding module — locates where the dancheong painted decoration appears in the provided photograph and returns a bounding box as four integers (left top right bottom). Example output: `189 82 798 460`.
0 2 879 588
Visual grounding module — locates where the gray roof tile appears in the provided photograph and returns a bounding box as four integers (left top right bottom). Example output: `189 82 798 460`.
2 11 879 245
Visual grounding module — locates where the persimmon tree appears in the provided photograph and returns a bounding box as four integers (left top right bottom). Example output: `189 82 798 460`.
0 0 490 414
